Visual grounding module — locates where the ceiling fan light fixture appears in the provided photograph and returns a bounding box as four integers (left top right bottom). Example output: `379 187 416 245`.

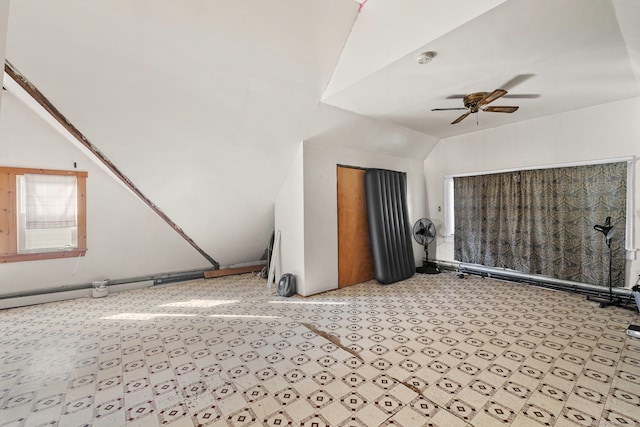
417 51 437 64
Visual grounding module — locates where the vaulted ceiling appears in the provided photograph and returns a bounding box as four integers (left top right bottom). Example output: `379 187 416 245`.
324 0 640 139
4 0 359 266
3 0 640 266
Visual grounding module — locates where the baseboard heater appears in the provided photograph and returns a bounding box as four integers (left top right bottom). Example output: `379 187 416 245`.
0 261 266 309
437 261 634 302
0 269 208 308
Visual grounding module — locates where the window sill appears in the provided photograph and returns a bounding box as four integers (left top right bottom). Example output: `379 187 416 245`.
0 248 87 263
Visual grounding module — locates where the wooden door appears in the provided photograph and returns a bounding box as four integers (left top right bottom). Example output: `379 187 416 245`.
337 166 374 287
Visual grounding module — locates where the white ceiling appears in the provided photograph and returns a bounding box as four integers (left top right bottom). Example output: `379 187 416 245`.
324 0 640 139
3 0 359 265
3 0 640 266
8 0 639 161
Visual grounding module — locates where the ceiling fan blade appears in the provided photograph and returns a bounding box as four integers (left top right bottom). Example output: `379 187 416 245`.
451 111 472 124
499 74 535 91
503 94 540 99
479 89 507 105
484 106 519 113
431 107 468 111
445 94 467 99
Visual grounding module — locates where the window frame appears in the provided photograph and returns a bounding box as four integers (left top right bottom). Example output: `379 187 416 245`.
443 157 635 257
1 166 87 263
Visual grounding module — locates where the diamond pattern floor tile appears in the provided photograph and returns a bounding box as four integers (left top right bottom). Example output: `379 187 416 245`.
0 272 639 426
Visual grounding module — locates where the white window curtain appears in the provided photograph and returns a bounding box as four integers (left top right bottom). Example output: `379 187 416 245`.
24 174 77 229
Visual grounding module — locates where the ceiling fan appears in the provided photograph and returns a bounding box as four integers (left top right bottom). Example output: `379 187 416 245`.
431 89 519 124
432 74 539 125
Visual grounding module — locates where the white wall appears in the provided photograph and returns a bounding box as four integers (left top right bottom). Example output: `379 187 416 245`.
274 104 438 296
5 0 358 267
0 91 209 297
274 144 305 290
424 97 640 287
0 0 8 112
300 142 426 296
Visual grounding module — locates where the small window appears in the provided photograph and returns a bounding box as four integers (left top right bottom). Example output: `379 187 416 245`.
1 167 87 263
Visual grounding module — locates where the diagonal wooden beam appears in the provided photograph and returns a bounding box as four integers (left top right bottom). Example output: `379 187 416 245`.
4 60 220 269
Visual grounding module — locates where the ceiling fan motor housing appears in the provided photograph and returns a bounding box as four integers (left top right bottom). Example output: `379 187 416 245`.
463 92 489 112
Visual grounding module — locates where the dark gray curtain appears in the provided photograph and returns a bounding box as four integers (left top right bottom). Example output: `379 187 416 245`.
454 162 626 287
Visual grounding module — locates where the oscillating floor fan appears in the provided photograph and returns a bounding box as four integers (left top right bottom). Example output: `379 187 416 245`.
413 218 440 274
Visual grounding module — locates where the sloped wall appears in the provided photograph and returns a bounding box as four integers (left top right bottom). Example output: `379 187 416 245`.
0 0 8 111
0 91 209 297
5 0 359 267
424 97 640 287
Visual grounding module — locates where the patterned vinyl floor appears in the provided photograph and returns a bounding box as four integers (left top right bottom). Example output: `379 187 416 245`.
0 272 639 426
